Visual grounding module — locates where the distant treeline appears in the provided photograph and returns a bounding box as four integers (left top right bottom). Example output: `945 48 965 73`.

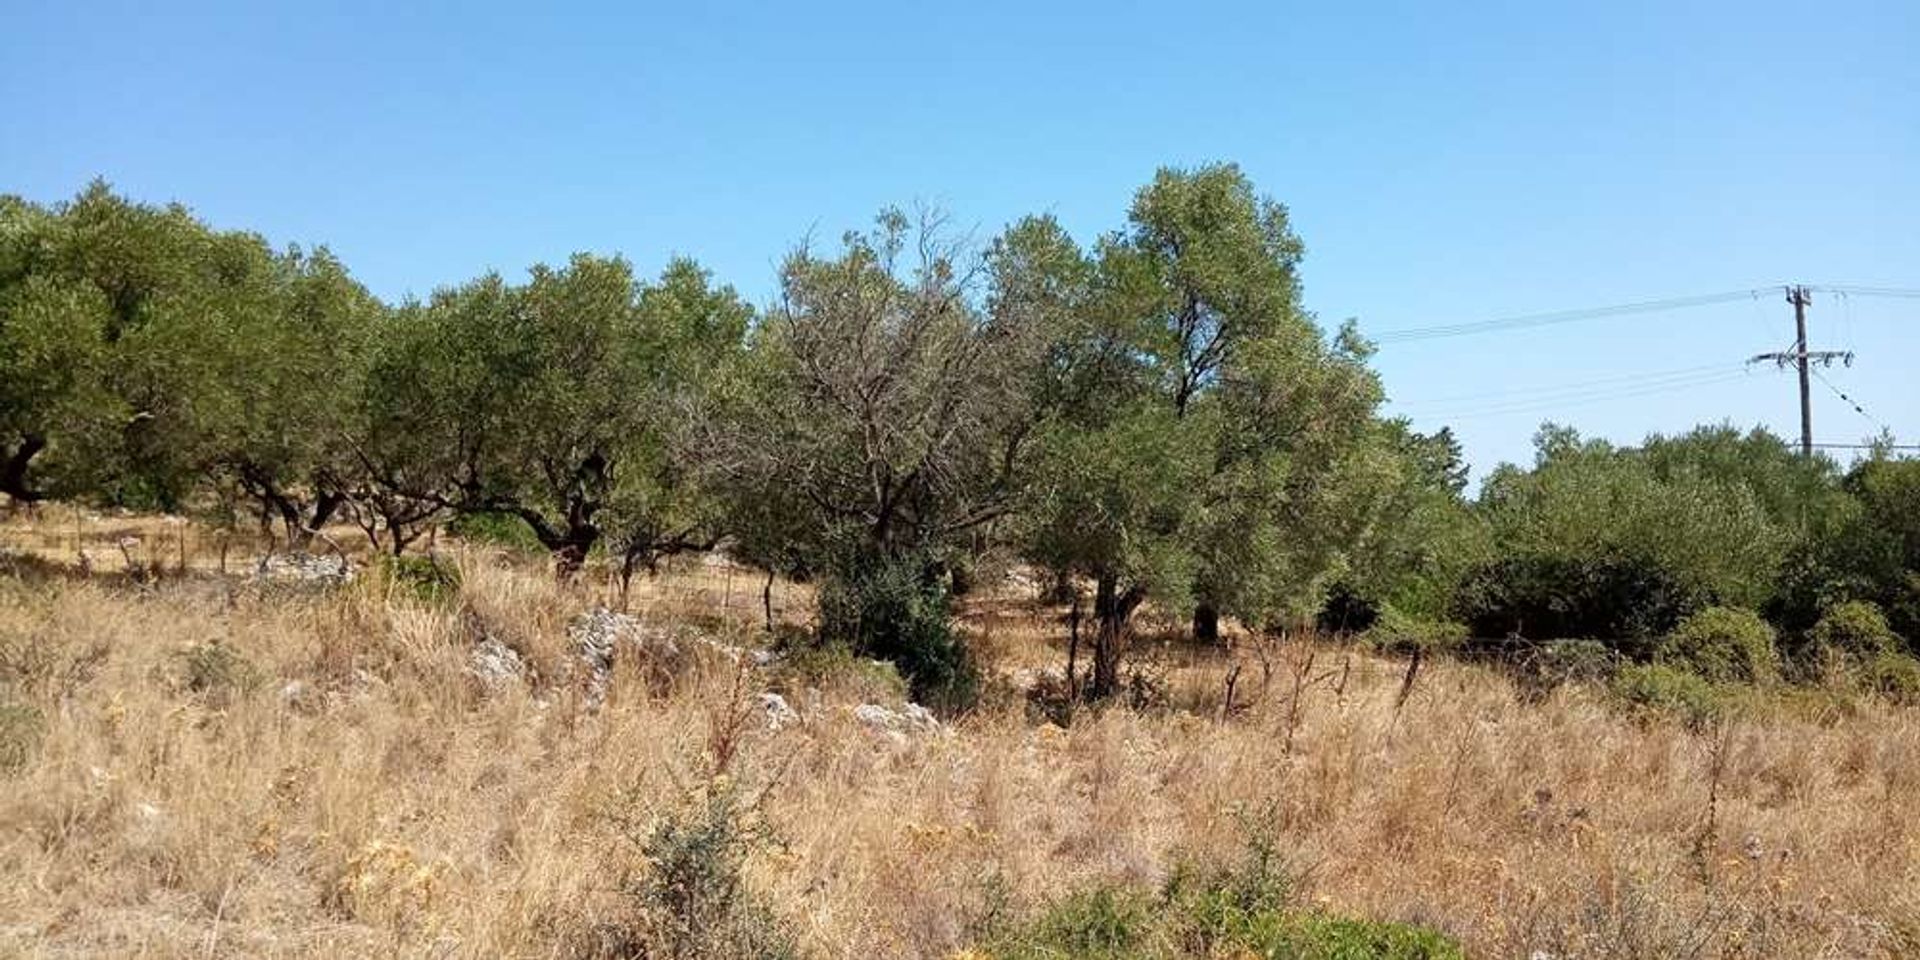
3 170 1915 705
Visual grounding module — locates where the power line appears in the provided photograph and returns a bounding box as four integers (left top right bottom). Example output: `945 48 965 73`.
1810 367 1885 430
1404 368 1765 422
1392 362 1744 409
1809 284 1920 299
1368 282 1916 347
1369 289 1767 344
1375 282 1906 441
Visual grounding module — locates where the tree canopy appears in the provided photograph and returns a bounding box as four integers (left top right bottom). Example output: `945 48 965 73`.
4 174 1914 707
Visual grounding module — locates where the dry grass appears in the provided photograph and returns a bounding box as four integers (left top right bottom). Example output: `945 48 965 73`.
1 514 1917 958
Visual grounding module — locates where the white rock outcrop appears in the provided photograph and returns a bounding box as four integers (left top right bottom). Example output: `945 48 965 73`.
254 552 354 586
853 701 942 737
758 692 800 730
469 637 526 687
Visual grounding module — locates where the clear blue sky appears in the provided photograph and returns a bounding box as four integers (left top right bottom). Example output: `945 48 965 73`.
5 1 1915 478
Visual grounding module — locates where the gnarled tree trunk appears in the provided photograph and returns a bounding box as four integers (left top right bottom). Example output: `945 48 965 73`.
549 528 599 582
1 434 47 504
1088 572 1147 700
1192 602 1220 644
284 491 345 551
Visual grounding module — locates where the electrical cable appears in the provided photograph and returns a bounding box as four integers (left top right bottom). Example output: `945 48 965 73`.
1810 284 1920 299
1369 289 1767 344
1403 368 1766 422
1810 367 1886 430
1392 362 1744 408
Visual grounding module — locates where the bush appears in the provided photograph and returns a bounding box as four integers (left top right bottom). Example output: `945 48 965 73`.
0 701 43 771
1453 554 1705 652
590 786 796 960
766 640 907 705
1316 582 1381 635
817 553 978 712
383 554 461 603
1809 600 1901 660
1461 428 1796 651
984 890 1460 960
980 827 1462 960
175 639 260 706
1256 914 1465 960
1610 663 1727 729
1005 888 1154 959
447 512 547 555
1860 652 1920 704
1512 639 1618 702
1359 605 1468 657
1654 606 1779 684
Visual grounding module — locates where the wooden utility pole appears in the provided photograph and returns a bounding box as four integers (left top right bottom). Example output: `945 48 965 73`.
1750 285 1853 457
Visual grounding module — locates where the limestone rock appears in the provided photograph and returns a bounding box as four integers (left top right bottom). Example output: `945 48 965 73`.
758 692 799 730
853 701 942 736
254 552 354 586
469 637 525 687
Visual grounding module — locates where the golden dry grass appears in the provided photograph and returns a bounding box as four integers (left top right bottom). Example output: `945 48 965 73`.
1 515 1917 958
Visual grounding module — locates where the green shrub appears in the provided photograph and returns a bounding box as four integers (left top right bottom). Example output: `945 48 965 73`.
1534 639 1618 683
1256 914 1464 960
1809 600 1901 660
1006 888 1155 959
1360 605 1468 657
986 893 1460 960
1512 639 1618 702
383 554 461 603
1654 606 1779 683
982 827 1462 960
593 786 796 960
1860 652 1920 704
767 640 907 704
1163 817 1296 947
1610 663 1726 729
818 553 977 712
1453 554 1706 652
447 512 547 554
175 639 260 706
0 701 43 771
1458 427 1794 651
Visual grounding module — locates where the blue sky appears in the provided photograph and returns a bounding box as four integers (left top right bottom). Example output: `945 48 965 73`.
5 1 1915 477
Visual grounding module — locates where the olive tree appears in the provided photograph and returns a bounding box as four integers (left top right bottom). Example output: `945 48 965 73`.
0 182 338 520
0 193 118 504
209 246 384 549
1021 164 1384 697
1320 423 1488 630
366 254 747 577
689 208 1059 701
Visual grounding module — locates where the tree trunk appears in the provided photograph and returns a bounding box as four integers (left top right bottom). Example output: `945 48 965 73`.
289 491 344 550
1394 645 1424 712
552 532 596 582
268 494 301 548
1046 569 1076 605
948 562 973 597
1089 573 1145 700
502 500 597 584
1065 590 1083 700
763 569 776 632
618 551 640 610
1 434 46 503
1192 602 1220 644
